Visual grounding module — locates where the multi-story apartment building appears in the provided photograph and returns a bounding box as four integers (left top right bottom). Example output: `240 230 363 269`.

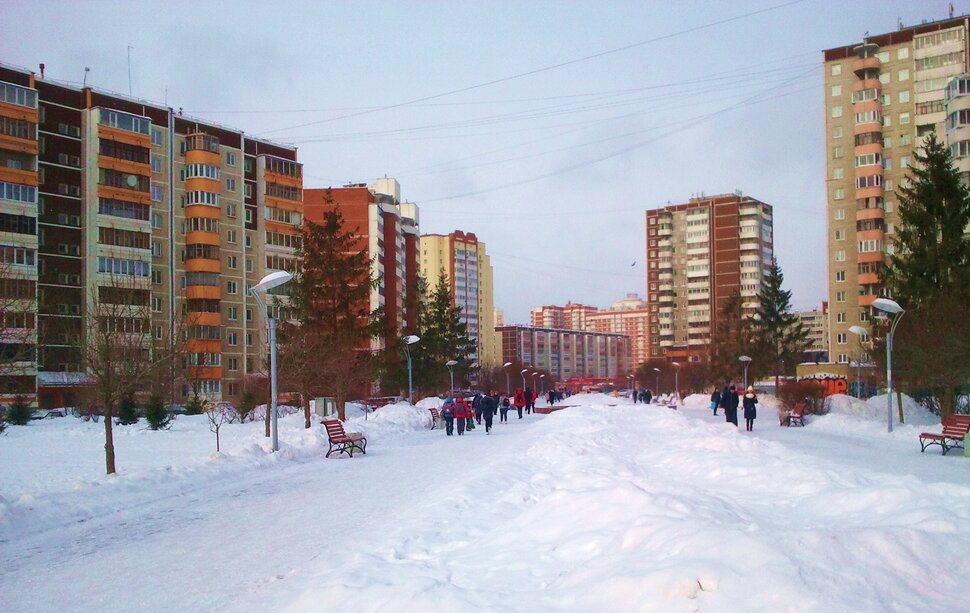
796 303 830 363
530 294 651 365
303 178 421 346
823 16 969 363
645 193 773 362
496 325 631 383
0 62 302 408
420 230 498 367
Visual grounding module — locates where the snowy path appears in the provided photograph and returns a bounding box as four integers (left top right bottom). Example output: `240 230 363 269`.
3 396 970 612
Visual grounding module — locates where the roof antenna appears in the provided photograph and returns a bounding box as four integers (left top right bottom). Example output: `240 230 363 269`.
39 63 45 79
83 67 89 87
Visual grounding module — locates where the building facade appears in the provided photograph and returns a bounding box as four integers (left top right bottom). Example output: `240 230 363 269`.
304 178 421 346
530 294 650 366
823 16 970 363
645 193 773 362
796 302 830 363
0 62 302 408
420 230 498 367
496 325 631 382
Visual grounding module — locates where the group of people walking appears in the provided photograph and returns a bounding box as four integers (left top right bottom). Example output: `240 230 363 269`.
439 387 540 436
631 388 653 404
710 384 758 431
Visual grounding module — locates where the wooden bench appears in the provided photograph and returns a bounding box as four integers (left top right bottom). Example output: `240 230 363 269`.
787 402 807 427
919 415 970 456
322 419 367 458
428 407 440 429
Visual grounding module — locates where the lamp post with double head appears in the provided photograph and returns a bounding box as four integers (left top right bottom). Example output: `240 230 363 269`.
446 359 458 395
873 298 905 433
403 335 420 405
848 325 868 398
249 271 293 453
739 355 752 392
503 361 513 395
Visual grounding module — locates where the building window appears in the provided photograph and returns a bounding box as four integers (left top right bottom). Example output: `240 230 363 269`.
228 331 238 346
151 128 163 146
834 229 845 241
227 229 237 244
836 312 846 323
833 188 844 200
226 203 237 218
831 85 842 97
228 307 238 321
900 113 910 125
151 157 162 173
227 281 237 294
151 185 162 202
833 146 843 159
836 291 846 303
832 167 844 179
899 91 910 103
226 152 236 166
831 64 841 76
837 333 847 344
834 208 845 220
227 255 237 269
835 250 845 262
838 353 848 364
831 105 842 118
226 178 236 192
835 270 845 282
245 208 253 223
899 69 909 81
246 258 253 273
897 48 909 60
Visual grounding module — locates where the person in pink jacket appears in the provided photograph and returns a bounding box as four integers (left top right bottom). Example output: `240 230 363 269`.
454 396 469 435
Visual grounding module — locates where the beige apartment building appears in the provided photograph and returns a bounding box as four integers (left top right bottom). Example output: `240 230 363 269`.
645 193 774 363
795 303 830 363
420 230 498 368
531 294 650 365
823 16 969 363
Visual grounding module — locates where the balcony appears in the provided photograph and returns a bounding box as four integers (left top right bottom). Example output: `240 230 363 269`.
184 133 220 154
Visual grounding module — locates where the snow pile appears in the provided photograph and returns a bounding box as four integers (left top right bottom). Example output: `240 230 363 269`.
826 393 938 426
415 395 444 409
345 401 432 439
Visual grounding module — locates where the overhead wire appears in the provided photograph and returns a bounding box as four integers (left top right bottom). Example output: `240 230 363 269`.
255 0 808 136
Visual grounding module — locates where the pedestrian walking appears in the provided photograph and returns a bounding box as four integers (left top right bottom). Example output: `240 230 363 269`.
442 397 456 436
631 388 638 403
743 386 758 431
524 387 535 414
644 389 652 405
725 384 740 426
500 395 510 423
454 395 469 435
481 392 497 434
513 387 526 419
710 388 722 416
473 392 483 425
719 383 731 419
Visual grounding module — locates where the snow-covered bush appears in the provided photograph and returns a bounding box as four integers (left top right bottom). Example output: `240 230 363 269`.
6 395 31 426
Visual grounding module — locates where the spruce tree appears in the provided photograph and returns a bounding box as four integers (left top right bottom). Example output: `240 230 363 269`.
884 132 970 306
278 193 380 422
709 291 758 385
143 393 172 430
752 259 810 390
116 395 139 425
410 271 474 393
6 394 31 425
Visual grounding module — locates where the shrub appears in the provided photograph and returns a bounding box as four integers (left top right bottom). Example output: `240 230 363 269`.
184 394 207 416
116 396 140 425
777 380 828 414
6 395 32 425
144 393 173 430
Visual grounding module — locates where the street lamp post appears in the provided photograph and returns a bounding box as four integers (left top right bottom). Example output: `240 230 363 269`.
503 361 513 395
873 298 905 433
446 359 458 394
672 362 681 405
403 335 420 405
540 374 546 394
739 355 752 391
249 271 293 452
652 367 660 397
531 371 539 392
520 368 528 390
849 325 867 398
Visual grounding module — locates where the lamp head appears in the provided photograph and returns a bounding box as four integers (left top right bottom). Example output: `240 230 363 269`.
446 359 458 366
872 298 904 314
503 361 513 368
520 369 528 374
739 355 752 363
403 335 420 345
848 325 867 336
251 270 293 294
652 367 661 372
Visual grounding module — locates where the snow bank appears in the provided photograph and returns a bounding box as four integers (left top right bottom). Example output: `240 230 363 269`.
345 401 432 439
826 392 938 426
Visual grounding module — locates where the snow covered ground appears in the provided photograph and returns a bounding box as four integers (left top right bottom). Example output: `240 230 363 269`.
1 392 968 612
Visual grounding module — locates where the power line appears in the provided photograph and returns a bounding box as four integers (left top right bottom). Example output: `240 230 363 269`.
256 0 808 136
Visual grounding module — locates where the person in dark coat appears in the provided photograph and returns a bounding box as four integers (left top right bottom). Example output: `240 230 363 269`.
720 384 731 419
742 386 758 431
477 392 496 434
524 387 535 414
725 385 739 426
710 388 722 416
473 392 484 424
631 388 638 403
644 389 652 405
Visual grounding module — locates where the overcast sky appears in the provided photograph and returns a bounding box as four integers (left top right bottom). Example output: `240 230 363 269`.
3 0 961 324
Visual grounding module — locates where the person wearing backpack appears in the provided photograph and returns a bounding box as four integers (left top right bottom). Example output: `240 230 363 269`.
710 388 722 416
499 395 510 423
441 398 456 436
480 391 497 434
513 388 526 419
473 392 484 425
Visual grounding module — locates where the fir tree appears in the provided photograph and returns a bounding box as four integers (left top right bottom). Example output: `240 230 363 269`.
278 193 380 422
143 393 172 430
752 259 810 389
884 132 970 307
410 271 474 394
116 395 139 425
709 291 757 385
6 394 31 425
